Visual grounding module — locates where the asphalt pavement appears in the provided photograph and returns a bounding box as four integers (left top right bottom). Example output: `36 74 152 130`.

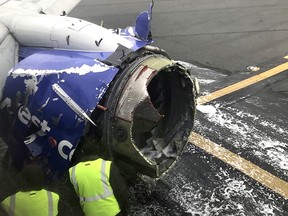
72 0 288 215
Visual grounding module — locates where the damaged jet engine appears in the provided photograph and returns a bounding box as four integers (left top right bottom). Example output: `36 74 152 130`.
85 46 198 178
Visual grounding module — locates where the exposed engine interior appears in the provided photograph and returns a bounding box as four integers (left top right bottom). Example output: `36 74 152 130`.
81 48 198 178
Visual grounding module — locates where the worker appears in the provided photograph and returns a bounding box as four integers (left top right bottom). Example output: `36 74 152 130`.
0 164 59 216
68 136 130 216
69 156 130 216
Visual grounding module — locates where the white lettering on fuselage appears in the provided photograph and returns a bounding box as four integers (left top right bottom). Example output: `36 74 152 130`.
24 133 36 145
58 140 75 161
2 97 75 161
18 106 51 133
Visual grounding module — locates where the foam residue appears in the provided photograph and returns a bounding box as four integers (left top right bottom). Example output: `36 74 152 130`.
10 62 112 78
197 104 217 117
195 104 288 175
166 176 280 215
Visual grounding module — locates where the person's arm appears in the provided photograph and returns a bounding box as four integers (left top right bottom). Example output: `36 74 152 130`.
109 163 130 216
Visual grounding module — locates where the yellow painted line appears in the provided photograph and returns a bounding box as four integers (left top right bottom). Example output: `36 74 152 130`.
284 55 288 60
197 62 288 105
189 132 288 199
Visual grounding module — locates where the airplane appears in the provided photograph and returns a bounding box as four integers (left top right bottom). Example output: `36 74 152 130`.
0 0 199 181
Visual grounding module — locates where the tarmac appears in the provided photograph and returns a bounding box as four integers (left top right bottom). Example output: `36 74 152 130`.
1 0 288 215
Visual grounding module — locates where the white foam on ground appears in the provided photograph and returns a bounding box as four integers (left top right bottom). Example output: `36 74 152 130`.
196 104 288 175
196 104 217 117
166 174 281 216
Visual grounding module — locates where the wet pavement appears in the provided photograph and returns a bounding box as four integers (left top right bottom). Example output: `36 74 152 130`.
1 0 288 215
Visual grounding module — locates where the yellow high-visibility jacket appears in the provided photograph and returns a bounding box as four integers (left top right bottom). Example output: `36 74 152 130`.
1 189 59 216
69 159 121 216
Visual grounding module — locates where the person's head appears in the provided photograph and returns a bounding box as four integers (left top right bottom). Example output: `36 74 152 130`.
81 135 101 156
70 135 102 165
17 164 46 191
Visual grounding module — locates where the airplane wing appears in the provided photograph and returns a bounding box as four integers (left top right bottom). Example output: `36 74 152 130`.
0 23 18 99
0 0 82 15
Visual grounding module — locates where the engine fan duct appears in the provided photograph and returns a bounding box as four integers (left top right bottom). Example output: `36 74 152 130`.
101 50 197 178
